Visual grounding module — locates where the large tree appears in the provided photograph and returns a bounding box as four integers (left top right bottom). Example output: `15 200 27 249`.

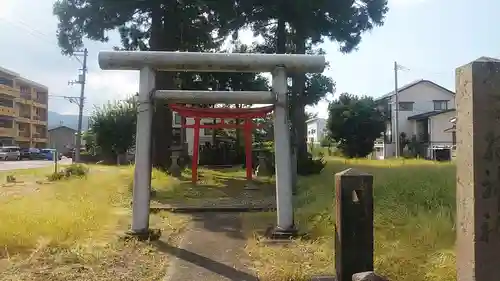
326 93 385 158
228 0 389 167
52 0 268 167
53 0 237 170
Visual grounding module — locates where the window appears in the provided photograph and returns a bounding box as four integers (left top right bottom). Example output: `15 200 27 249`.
452 130 456 145
0 98 13 108
0 77 13 87
203 122 213 135
0 119 13 128
433 100 448 110
19 86 30 94
398 102 414 111
36 91 47 103
174 113 182 125
172 128 181 145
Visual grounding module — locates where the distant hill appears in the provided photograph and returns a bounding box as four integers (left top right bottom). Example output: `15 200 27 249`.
48 111 90 131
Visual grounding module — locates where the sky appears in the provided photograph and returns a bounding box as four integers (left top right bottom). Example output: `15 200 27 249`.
0 0 498 118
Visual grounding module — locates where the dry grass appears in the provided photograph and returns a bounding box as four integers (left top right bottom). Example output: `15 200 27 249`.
151 167 274 204
242 158 456 281
0 165 190 281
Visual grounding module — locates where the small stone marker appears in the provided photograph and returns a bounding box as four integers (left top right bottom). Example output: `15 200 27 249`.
352 272 388 281
335 168 374 281
256 151 273 177
456 57 500 281
168 149 183 177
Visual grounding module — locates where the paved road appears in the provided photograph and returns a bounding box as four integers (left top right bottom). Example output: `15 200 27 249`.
0 158 73 171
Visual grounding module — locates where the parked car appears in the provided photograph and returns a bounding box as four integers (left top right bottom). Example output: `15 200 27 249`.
64 148 86 159
40 149 62 161
0 146 20 161
20 148 44 160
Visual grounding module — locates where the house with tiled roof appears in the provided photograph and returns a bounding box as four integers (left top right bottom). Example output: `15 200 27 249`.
372 79 456 160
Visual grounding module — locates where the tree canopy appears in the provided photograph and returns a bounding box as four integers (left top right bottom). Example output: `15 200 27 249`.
227 0 388 165
90 99 137 161
326 93 385 158
53 0 388 170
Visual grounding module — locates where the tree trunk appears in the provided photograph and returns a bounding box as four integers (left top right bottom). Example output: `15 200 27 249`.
149 1 180 171
276 18 286 54
212 118 217 145
292 28 308 172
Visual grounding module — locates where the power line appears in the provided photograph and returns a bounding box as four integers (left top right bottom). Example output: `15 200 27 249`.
394 62 453 77
0 16 82 65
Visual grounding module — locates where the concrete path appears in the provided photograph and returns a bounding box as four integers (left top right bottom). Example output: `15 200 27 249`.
0 158 72 171
161 213 258 281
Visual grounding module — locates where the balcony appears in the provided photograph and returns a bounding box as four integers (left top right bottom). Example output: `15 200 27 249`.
32 133 47 143
0 84 20 98
33 100 47 108
15 97 33 105
20 92 32 100
0 127 15 137
16 114 31 123
32 115 47 125
16 131 30 142
374 138 385 147
0 106 16 117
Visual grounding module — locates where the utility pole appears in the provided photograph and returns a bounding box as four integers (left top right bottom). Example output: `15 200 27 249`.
393 61 399 158
68 48 88 163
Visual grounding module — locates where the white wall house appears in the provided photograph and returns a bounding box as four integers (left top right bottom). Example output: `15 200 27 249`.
172 112 234 156
306 117 327 144
373 79 456 160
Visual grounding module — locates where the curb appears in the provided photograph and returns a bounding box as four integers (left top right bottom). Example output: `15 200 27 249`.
150 205 277 213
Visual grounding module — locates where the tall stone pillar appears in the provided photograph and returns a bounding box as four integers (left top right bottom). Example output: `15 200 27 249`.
456 57 500 281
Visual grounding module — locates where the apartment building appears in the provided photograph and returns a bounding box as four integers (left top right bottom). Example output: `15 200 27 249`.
0 66 48 148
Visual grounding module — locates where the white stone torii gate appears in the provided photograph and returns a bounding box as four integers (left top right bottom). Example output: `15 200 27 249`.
98 51 326 237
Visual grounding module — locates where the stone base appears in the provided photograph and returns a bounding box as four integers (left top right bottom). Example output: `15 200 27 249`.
168 168 182 177
265 225 299 240
310 276 336 281
120 228 162 242
244 182 260 190
309 272 388 281
352 272 389 281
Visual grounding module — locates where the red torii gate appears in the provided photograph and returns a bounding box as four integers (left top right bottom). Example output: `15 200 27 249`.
169 104 274 183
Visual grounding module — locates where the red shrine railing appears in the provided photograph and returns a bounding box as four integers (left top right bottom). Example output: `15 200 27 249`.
169 104 274 183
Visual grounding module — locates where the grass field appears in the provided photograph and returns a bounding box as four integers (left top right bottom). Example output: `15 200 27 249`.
0 158 457 281
242 158 456 281
0 165 189 281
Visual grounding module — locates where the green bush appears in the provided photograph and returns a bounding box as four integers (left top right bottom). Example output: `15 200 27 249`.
47 171 66 182
6 175 16 183
47 164 89 182
297 153 327 175
64 164 89 177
